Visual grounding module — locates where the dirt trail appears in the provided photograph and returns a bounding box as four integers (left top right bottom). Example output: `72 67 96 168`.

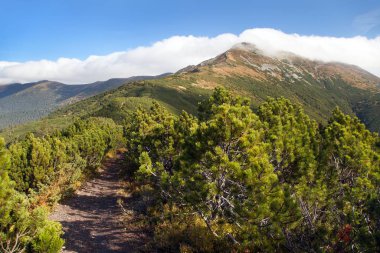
50 154 148 253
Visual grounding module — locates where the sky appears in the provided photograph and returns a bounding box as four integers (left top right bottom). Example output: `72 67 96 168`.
0 0 380 84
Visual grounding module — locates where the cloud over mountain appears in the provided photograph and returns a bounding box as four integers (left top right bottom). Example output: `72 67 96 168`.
1 28 379 85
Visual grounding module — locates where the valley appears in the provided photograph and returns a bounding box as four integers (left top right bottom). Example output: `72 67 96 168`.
0 75 168 130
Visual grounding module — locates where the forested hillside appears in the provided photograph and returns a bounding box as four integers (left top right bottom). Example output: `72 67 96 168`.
0 75 168 130
0 87 379 252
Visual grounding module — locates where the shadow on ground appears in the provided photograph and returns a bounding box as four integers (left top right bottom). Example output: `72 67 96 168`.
50 155 149 253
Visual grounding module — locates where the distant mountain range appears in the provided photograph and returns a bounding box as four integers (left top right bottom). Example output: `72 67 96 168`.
0 74 169 129
1 42 379 141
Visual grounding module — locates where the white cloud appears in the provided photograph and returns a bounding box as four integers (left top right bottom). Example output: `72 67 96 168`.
1 28 380 85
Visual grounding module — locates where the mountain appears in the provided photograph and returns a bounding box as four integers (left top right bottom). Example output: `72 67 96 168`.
56 43 380 125
0 75 169 129
174 42 380 119
2 42 379 141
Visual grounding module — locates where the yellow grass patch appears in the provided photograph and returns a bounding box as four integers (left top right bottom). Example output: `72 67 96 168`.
191 80 218 89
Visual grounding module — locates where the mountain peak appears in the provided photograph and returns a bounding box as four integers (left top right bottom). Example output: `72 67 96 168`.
231 42 263 54
176 42 380 92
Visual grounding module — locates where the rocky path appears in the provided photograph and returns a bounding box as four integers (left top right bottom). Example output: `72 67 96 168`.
50 154 148 253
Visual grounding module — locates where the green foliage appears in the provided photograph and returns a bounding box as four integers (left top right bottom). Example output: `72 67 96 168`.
317 108 380 251
0 138 64 253
125 88 380 252
7 117 122 204
0 117 121 252
1 74 379 252
258 97 319 184
31 216 64 253
153 214 230 253
124 102 181 174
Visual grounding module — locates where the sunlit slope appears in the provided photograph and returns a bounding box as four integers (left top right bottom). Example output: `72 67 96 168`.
2 42 379 142
0 75 167 129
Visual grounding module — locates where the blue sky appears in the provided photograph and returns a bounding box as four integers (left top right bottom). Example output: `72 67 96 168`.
0 0 379 84
1 0 379 61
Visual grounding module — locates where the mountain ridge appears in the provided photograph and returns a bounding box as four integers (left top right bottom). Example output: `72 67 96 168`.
1 42 379 142
178 42 380 91
0 74 170 129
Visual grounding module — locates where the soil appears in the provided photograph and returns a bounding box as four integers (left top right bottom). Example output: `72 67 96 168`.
50 154 149 253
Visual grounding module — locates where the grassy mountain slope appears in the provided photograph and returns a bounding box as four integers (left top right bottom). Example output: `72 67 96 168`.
59 43 379 126
2 43 379 141
171 43 380 125
0 75 168 129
